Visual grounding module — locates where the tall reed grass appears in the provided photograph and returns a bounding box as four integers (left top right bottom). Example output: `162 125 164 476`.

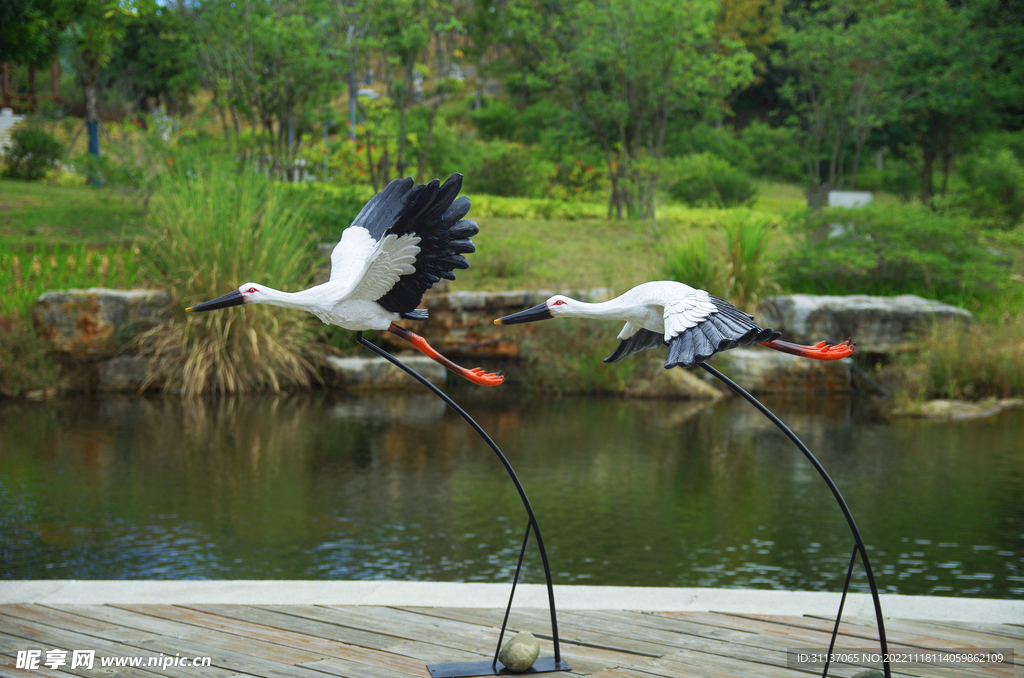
897 315 1024 401
135 158 321 396
0 245 143 319
658 213 779 312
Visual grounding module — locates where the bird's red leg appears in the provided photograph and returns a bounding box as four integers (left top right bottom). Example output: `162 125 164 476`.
759 338 856 361
388 323 505 386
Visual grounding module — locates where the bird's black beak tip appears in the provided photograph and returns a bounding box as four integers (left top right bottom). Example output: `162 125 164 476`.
187 289 245 313
494 303 553 326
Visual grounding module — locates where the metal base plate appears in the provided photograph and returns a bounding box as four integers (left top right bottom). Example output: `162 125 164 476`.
427 657 571 677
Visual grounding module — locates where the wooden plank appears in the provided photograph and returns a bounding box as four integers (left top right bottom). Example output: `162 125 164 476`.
178 605 402 651
0 615 181 678
0 651 93 678
299 656 426 678
126 636 338 678
3 604 156 643
924 620 1024 642
264 606 495 654
72 606 331 666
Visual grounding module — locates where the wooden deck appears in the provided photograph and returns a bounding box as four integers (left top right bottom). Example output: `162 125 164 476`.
0 603 1020 678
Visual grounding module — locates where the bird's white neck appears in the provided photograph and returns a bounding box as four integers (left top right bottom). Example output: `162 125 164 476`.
250 285 325 312
562 298 630 321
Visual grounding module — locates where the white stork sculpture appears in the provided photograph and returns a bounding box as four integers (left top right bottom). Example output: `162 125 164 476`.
188 173 503 386
494 281 854 367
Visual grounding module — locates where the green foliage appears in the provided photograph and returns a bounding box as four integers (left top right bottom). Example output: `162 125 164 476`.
781 205 1011 308
659 213 779 312
659 237 719 293
668 153 758 208
516 318 651 394
951 149 1024 230
665 123 755 170
0 244 143 320
551 0 756 218
738 121 803 183
897 316 1024 401
2 127 64 181
853 155 921 202
0 320 65 397
469 195 605 220
104 5 200 114
136 156 320 395
462 139 557 198
280 181 375 243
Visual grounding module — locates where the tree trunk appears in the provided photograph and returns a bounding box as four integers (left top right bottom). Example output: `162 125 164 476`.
365 128 378 192
396 60 413 178
921 142 936 204
417 103 441 183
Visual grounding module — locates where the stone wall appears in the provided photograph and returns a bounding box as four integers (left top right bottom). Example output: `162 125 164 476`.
28 287 972 396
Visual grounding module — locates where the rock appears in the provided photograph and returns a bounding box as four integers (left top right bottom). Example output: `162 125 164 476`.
409 287 614 359
33 288 174 357
498 631 540 673
321 354 446 389
711 348 852 395
96 355 172 392
895 397 1024 420
624 364 724 400
759 294 971 354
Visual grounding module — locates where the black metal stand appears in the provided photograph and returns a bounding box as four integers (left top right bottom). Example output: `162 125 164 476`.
699 362 891 678
356 334 571 677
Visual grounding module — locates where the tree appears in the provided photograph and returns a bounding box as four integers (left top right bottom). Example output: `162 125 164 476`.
185 0 342 166
104 6 200 115
64 0 151 159
367 0 454 178
0 0 69 68
897 0 1024 202
550 0 755 219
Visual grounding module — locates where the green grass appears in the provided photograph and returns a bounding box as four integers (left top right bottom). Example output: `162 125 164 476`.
0 179 146 247
0 244 145 320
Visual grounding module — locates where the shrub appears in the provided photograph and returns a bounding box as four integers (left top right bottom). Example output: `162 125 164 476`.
2 127 64 181
738 121 803 182
896 315 1024 401
665 123 755 171
952 149 1024 230
0 320 66 397
281 181 375 243
659 213 779 312
462 139 557 198
135 157 321 395
668 153 758 208
781 204 1010 308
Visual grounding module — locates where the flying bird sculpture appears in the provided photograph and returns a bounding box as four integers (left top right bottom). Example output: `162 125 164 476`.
188 173 504 386
494 281 854 367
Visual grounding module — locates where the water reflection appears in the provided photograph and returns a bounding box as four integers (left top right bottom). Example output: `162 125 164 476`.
1 391 1021 598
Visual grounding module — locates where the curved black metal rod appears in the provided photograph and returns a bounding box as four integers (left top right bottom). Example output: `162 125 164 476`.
355 334 562 665
698 362 891 678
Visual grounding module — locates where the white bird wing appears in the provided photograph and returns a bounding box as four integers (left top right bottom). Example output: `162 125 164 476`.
662 289 717 340
348 233 422 302
616 321 640 341
330 226 377 286
328 224 421 301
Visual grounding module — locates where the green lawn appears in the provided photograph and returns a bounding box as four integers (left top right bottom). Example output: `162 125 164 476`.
0 179 146 248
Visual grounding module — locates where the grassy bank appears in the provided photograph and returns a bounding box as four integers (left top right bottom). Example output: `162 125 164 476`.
1 174 1023 403
0 179 145 247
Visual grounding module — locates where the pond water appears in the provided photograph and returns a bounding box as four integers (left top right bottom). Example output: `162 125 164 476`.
1 390 1022 598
